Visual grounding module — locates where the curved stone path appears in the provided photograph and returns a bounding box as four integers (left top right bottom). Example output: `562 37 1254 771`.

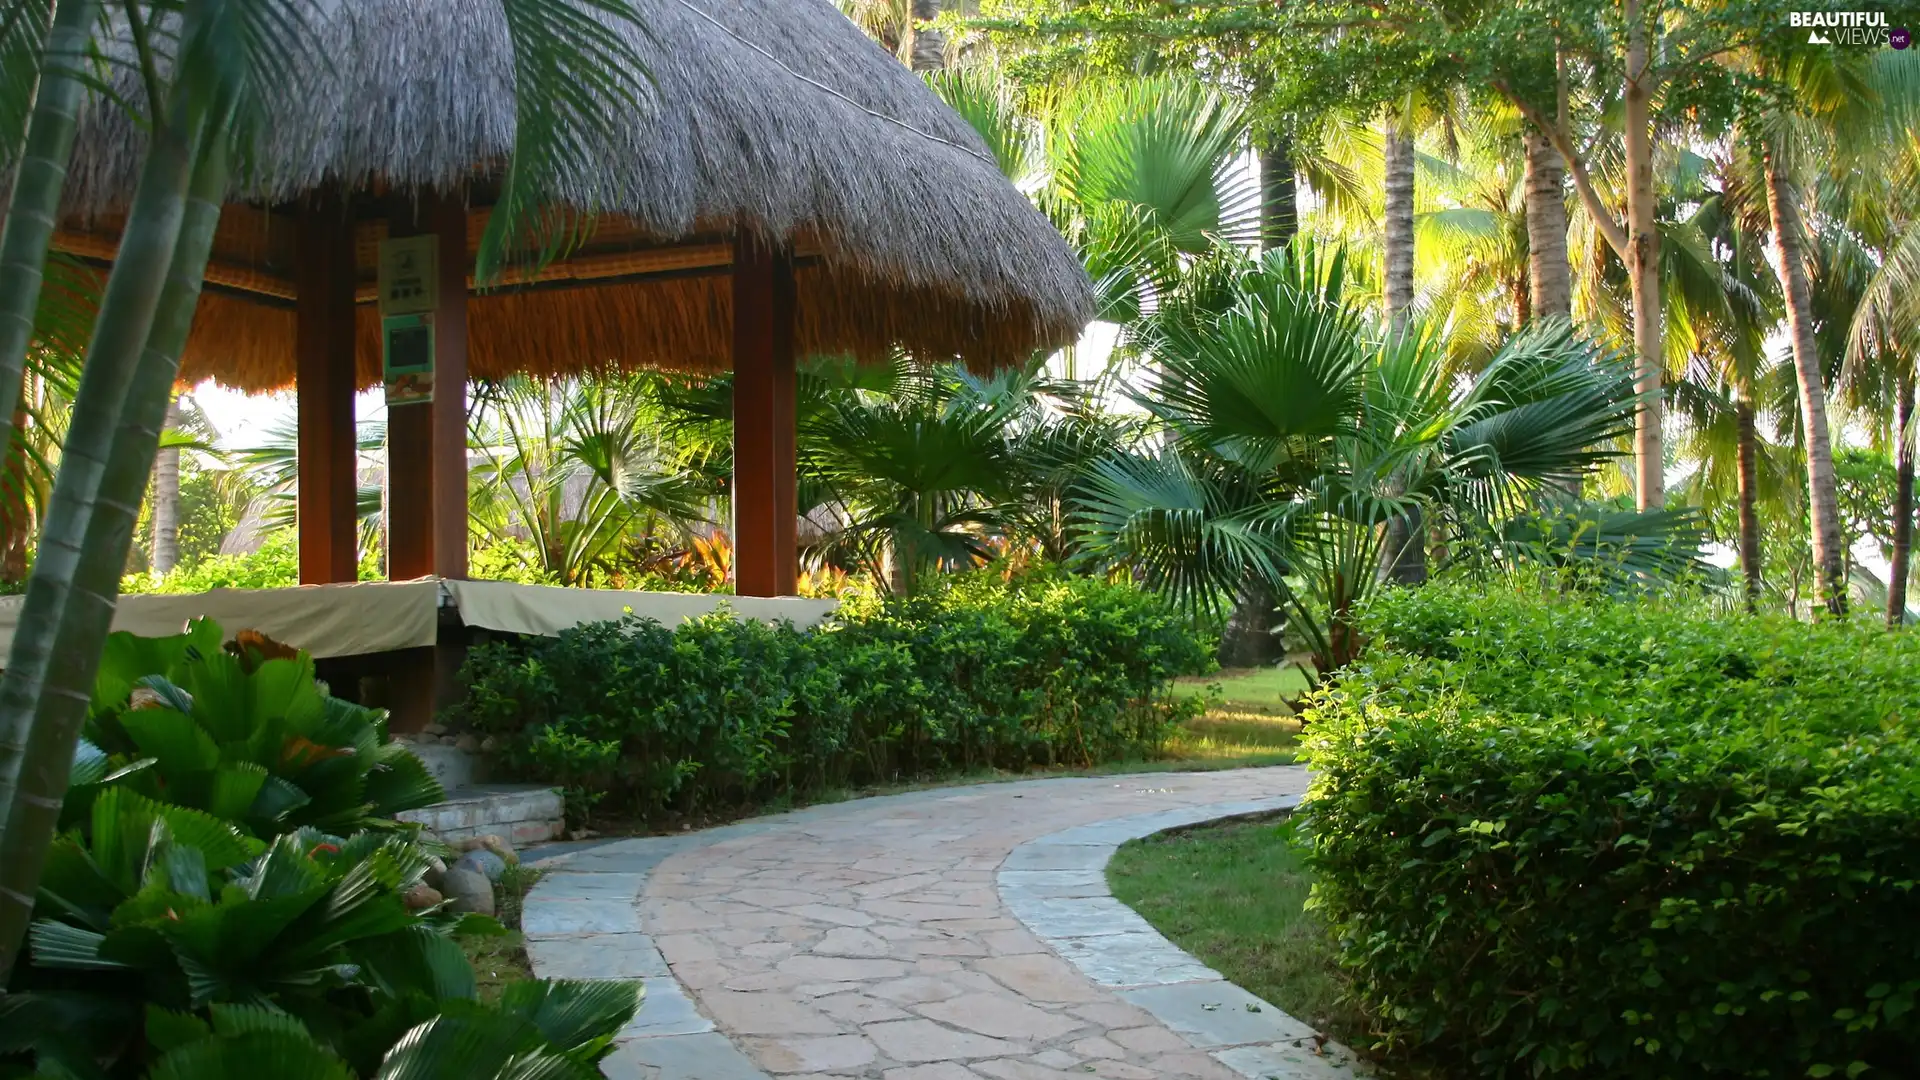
524 767 1367 1079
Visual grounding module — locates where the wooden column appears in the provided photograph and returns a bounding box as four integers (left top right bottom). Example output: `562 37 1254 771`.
731 235 797 597
431 194 470 580
386 191 470 581
386 192 469 734
295 193 359 585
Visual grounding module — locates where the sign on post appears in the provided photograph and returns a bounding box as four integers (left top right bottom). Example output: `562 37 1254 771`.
379 235 439 405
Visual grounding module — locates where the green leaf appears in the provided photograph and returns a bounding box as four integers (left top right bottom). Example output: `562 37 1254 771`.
144 1005 212 1054
27 920 131 970
120 708 219 775
498 979 643 1059
146 1031 354 1080
362 742 445 817
355 925 479 1002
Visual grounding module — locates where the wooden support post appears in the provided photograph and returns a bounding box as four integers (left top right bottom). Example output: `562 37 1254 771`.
385 191 469 734
731 235 797 597
386 191 470 581
295 192 358 584
432 194 470 580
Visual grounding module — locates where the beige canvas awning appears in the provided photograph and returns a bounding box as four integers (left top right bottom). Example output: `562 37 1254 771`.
441 580 840 638
0 580 839 661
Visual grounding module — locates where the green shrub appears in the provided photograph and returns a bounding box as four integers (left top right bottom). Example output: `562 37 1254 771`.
76 618 444 837
1302 586 1920 1078
122 533 382 595
0 621 640 1079
451 568 1210 818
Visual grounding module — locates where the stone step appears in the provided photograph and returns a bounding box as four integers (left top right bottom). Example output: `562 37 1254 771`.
398 783 565 846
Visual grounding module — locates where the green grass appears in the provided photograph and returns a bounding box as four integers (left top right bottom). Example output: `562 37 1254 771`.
1162 663 1312 766
1107 817 1363 1041
459 864 543 1002
1171 664 1314 715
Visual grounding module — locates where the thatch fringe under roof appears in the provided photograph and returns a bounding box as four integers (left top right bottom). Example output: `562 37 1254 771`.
50 0 1094 391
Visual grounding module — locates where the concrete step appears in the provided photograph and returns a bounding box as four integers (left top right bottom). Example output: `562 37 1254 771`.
398 783 565 846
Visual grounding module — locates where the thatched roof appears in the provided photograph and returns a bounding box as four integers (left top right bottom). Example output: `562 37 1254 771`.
52 0 1094 392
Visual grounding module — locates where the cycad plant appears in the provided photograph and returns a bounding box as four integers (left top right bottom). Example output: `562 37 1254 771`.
1074 240 1684 682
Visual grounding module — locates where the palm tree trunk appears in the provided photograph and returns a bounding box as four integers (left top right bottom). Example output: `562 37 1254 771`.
1259 134 1298 253
1523 128 1572 321
0 105 210 982
907 0 944 71
1217 575 1284 668
1380 111 1426 584
1889 373 1914 628
1624 0 1665 511
1763 144 1847 617
0 0 99 443
150 395 181 574
1736 395 1763 611
1 390 29 583
1382 112 1416 332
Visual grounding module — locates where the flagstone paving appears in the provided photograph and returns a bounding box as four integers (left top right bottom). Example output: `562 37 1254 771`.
525 767 1369 1079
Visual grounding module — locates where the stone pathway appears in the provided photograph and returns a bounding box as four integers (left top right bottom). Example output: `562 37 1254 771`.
524 767 1367 1079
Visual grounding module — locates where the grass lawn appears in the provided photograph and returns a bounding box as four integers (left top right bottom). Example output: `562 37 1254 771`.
1107 816 1365 1043
1162 663 1313 767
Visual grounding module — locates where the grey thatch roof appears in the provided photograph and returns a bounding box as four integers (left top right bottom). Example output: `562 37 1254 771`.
55 0 1094 389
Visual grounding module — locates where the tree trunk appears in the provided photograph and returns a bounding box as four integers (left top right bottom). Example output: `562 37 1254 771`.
0 0 99 448
0 97 212 983
1763 144 1847 617
1623 0 1665 511
150 395 181 574
1217 576 1285 668
1382 112 1416 332
1259 133 1298 254
1523 128 1572 321
0 391 29 583
1735 395 1763 611
907 0 944 71
1379 112 1426 583
1889 373 1914 628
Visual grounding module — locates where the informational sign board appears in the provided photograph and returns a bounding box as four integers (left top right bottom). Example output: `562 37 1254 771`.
383 314 434 406
378 234 438 316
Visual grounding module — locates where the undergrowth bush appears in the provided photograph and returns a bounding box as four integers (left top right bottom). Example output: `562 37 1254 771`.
1303 586 1920 1079
450 569 1209 819
122 532 381 594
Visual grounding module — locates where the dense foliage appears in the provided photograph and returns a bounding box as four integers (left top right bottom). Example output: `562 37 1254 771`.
450 569 1210 821
1302 587 1920 1078
0 622 641 1079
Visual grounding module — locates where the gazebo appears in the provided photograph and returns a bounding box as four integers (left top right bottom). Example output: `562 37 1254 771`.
42 0 1093 724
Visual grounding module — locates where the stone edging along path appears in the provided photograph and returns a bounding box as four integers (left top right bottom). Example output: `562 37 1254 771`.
999 798 1369 1079
520 768 1367 1079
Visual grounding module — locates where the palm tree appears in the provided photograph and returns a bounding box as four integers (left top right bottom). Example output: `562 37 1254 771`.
1073 240 1660 682
0 0 654 983
467 375 712 587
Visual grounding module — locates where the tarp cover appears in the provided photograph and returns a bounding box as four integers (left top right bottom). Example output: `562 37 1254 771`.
0 580 839 660
443 580 840 637
0 580 442 659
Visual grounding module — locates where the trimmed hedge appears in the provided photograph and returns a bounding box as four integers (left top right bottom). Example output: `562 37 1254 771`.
1303 587 1920 1079
450 570 1209 820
